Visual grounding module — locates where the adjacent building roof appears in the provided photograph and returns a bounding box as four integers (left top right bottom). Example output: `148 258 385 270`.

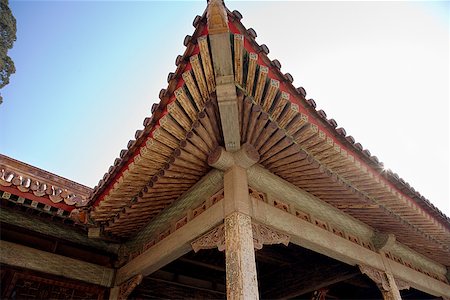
0 154 91 220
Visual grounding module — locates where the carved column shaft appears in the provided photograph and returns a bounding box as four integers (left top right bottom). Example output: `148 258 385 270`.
223 157 259 299
225 212 259 300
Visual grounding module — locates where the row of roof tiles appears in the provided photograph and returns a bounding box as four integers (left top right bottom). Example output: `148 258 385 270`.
0 155 91 210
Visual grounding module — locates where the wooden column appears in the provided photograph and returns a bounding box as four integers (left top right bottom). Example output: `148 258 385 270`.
224 212 259 300
222 161 259 298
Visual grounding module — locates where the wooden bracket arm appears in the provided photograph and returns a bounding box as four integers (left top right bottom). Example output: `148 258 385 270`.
208 143 259 170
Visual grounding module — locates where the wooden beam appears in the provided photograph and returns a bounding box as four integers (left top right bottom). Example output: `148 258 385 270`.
0 207 119 254
250 196 450 298
0 240 114 287
124 169 223 253
207 0 240 152
247 165 447 278
115 199 225 285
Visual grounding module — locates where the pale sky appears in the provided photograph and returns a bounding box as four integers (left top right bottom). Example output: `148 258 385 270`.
1 1 449 216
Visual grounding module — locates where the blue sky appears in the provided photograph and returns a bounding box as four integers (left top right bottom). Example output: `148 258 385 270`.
1 1 449 215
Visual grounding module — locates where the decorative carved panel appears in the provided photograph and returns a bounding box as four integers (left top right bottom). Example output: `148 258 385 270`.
252 222 290 250
191 221 290 252
192 224 226 252
358 264 403 300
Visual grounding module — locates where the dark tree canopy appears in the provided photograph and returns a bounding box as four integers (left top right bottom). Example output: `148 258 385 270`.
0 0 16 104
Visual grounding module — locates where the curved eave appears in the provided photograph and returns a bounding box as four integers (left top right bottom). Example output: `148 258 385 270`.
89 20 209 209
89 19 229 238
225 12 450 266
227 10 450 229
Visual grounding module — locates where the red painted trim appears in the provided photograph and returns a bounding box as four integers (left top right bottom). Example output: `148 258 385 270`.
0 185 74 212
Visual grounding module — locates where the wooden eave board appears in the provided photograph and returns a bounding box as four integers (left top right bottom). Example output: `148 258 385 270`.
225 13 450 265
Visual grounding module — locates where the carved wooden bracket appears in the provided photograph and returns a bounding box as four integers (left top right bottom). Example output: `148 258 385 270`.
118 274 143 300
359 264 405 300
252 222 290 250
208 143 260 171
191 221 290 252
359 264 391 291
394 278 410 291
192 223 226 252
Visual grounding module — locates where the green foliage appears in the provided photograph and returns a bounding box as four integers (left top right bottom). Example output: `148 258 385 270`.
0 0 17 104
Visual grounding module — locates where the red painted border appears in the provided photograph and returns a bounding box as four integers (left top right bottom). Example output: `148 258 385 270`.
0 185 74 212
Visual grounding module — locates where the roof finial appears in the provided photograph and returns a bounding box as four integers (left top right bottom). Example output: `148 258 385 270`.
206 0 229 34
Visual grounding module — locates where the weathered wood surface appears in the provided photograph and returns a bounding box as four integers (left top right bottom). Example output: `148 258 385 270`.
231 31 450 267
225 212 259 300
1 240 114 287
115 198 225 285
245 168 449 297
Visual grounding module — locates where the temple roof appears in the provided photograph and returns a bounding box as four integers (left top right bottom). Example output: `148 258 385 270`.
1 0 449 268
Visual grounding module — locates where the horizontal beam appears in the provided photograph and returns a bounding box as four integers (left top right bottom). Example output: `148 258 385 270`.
251 198 450 298
247 165 446 275
125 169 223 253
116 199 225 285
0 240 114 287
0 207 119 254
